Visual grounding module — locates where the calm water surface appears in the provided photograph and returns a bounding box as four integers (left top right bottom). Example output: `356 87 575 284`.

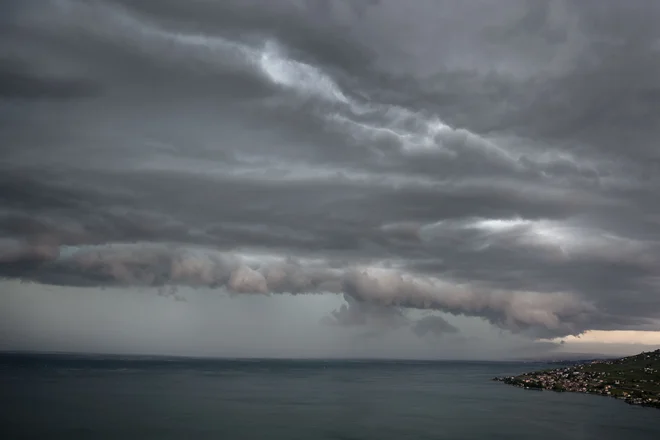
1 354 659 440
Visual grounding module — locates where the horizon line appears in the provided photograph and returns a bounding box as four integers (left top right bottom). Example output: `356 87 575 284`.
0 349 619 363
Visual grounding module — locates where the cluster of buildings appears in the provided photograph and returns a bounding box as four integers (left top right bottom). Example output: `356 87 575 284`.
495 350 660 409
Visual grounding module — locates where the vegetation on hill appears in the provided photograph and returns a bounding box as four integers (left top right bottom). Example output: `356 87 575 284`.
494 349 660 409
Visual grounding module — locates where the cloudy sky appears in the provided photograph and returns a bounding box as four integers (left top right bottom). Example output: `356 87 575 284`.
1 0 660 359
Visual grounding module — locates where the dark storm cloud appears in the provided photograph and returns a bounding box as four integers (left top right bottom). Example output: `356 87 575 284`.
322 293 408 330
0 241 602 338
323 294 460 339
1 0 660 342
412 316 459 338
0 58 99 100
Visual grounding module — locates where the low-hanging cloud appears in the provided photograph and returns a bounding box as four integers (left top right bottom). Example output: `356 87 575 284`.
0 242 602 338
411 316 459 338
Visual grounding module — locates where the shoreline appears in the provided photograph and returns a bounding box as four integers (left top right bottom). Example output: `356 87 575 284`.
493 349 660 409
493 375 660 409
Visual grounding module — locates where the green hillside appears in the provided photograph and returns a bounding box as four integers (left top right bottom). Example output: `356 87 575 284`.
495 349 660 409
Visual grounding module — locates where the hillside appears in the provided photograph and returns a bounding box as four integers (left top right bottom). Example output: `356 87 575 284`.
495 349 660 409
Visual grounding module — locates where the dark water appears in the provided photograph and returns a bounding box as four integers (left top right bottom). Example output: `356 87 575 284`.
1 354 660 440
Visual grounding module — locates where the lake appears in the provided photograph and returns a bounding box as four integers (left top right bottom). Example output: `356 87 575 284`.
1 354 659 439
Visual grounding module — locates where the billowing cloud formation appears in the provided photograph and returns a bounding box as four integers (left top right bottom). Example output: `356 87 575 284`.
1 0 660 347
412 316 459 338
0 242 607 338
323 293 409 330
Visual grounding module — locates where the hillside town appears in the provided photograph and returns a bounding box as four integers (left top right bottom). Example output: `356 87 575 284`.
494 349 660 409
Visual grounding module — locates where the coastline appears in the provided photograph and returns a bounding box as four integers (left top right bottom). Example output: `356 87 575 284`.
494 349 660 409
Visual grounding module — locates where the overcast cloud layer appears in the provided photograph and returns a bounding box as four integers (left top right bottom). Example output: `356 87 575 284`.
2 0 660 355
